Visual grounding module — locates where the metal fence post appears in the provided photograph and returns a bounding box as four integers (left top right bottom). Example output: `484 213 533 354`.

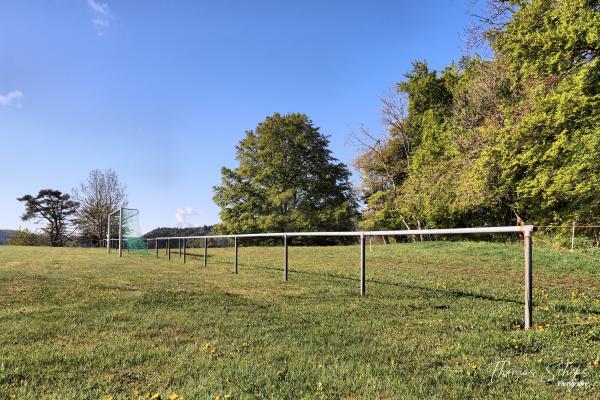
360 233 366 296
107 215 111 253
204 238 208 267
134 226 534 327
179 239 182 259
118 207 123 257
283 235 288 282
524 228 533 329
234 236 238 274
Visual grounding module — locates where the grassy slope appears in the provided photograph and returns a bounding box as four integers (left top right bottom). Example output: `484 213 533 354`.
0 242 598 399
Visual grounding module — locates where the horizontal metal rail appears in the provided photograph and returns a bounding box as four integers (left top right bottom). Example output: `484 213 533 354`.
150 226 532 241
121 225 535 329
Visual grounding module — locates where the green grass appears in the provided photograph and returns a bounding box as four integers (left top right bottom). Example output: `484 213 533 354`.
0 241 599 399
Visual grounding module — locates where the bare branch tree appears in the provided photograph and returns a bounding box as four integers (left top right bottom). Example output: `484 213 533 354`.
464 0 519 55
350 90 417 238
73 169 128 242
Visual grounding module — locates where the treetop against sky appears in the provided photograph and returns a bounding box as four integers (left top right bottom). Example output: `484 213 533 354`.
0 1 474 232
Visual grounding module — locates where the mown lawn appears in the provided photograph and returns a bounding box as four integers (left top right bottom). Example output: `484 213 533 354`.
0 241 598 399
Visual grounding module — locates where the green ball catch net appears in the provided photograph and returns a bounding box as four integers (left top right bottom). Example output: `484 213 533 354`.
109 208 148 252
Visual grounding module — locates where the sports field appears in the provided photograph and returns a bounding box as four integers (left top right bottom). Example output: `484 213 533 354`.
0 242 598 399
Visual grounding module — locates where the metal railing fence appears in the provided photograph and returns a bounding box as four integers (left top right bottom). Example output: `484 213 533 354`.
106 225 535 329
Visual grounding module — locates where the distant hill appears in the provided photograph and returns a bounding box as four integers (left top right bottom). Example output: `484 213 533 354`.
0 229 16 245
143 226 213 239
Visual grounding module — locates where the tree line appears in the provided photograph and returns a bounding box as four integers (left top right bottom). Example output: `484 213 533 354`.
13 1 598 245
215 0 599 234
143 226 213 239
13 169 128 246
352 0 599 231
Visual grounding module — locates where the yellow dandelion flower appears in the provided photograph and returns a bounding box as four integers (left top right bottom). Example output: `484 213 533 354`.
592 359 599 366
470 364 478 369
215 395 221 400
203 342 210 349
169 394 180 400
151 393 161 400
318 363 325 369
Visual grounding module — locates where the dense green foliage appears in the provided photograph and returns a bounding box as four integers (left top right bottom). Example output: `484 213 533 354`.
356 0 599 229
214 113 358 234
7 228 48 246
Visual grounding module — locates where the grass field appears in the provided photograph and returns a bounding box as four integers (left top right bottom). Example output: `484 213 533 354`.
0 241 599 399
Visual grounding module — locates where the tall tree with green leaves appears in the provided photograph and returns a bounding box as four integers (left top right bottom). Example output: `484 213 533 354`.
489 0 600 224
213 113 358 233
355 0 599 229
17 189 80 246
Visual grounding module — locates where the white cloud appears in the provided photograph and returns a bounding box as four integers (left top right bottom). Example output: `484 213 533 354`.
87 0 114 36
0 90 23 107
175 208 199 228
87 0 109 15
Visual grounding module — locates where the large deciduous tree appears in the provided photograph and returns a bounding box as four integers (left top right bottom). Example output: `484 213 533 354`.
213 113 358 234
355 0 599 229
73 169 128 242
17 189 79 246
489 0 600 224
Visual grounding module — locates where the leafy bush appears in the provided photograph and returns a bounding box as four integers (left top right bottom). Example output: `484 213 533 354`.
8 228 48 246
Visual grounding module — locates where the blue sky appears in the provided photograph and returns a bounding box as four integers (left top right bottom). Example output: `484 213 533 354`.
0 0 476 233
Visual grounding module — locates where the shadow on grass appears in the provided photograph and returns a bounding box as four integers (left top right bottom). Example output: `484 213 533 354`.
203 260 525 305
145 252 600 315
154 252 213 261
